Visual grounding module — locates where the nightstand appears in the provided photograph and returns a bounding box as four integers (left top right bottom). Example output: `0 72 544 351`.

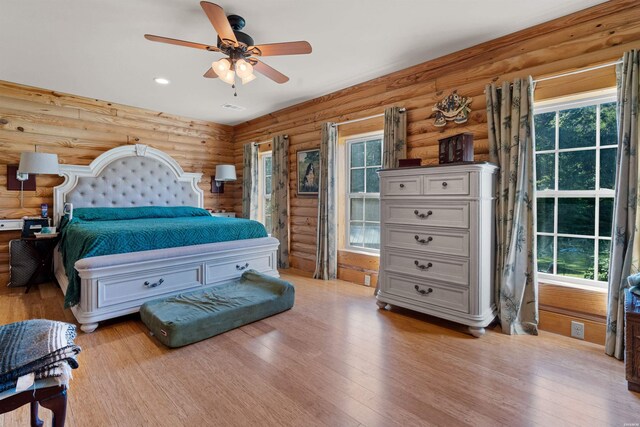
21 234 60 294
210 212 236 218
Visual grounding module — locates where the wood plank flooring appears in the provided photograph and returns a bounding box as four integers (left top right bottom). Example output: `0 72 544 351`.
1 270 638 426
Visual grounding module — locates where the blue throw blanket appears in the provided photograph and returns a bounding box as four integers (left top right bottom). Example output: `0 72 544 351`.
59 207 268 308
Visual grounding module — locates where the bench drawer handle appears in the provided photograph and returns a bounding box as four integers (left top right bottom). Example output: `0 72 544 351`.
399 183 405 188
414 261 433 271
414 285 433 295
144 278 164 288
414 210 433 219
236 262 250 271
442 182 448 188
414 235 433 244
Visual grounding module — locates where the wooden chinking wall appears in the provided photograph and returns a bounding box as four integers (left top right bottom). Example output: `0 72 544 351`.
232 0 640 341
0 81 235 284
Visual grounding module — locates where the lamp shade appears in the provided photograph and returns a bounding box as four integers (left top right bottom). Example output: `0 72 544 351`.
215 165 237 182
18 152 59 175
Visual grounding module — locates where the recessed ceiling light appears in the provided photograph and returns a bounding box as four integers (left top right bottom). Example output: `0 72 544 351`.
154 77 170 85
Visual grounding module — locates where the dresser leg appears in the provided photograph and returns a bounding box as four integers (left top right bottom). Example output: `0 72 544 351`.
468 326 485 338
376 300 388 310
80 323 99 333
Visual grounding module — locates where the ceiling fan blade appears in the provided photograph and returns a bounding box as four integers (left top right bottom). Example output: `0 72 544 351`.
249 41 312 57
252 60 289 84
200 2 237 46
203 68 218 78
144 34 219 52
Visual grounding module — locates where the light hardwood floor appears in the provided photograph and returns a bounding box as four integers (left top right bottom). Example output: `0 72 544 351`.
1 270 638 426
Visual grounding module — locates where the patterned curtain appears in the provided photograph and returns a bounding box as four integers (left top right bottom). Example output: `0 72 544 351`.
271 135 290 269
375 106 407 295
606 50 640 359
314 123 338 280
242 142 259 220
485 77 538 335
382 106 407 169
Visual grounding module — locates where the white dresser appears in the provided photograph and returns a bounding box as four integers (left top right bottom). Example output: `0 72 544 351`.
376 162 498 337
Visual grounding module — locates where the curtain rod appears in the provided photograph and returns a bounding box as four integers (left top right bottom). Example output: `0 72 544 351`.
252 135 288 146
333 107 407 127
533 60 622 83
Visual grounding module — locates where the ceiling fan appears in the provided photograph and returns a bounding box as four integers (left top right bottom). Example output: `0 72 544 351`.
144 1 312 93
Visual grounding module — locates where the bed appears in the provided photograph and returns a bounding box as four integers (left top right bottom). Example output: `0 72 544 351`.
52 144 280 333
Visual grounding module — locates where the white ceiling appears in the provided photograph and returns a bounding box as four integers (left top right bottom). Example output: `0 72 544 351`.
0 0 605 126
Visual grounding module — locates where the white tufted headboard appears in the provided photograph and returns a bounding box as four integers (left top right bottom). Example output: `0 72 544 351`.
53 144 203 225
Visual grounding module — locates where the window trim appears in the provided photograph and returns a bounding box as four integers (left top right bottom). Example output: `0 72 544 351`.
345 133 383 254
260 152 272 232
534 91 616 291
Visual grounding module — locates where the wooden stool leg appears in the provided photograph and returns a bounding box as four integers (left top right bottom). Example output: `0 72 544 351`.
30 401 44 427
39 390 67 427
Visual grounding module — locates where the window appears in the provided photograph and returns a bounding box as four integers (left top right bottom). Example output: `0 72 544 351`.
534 92 617 289
262 153 272 232
346 134 383 252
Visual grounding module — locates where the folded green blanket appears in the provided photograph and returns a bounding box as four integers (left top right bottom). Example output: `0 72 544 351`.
59 207 268 308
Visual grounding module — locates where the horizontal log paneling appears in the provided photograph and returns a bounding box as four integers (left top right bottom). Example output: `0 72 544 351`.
231 0 640 342
0 81 234 286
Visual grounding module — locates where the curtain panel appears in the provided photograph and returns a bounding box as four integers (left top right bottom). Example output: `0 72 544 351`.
242 142 259 220
375 106 407 295
606 50 640 359
485 77 538 335
382 106 407 169
271 135 290 269
314 123 338 280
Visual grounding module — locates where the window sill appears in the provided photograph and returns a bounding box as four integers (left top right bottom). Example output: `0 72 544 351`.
339 248 380 258
537 275 607 293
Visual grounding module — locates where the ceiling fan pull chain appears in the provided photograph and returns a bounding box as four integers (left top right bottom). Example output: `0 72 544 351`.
232 83 237 97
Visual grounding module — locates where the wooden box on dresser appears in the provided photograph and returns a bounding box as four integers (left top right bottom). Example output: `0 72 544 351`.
376 162 498 337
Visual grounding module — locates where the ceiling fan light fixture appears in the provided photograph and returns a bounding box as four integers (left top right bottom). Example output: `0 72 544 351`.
241 74 256 85
220 70 236 85
212 58 231 77
235 59 253 79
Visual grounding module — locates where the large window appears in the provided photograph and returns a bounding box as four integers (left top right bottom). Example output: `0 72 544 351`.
346 134 383 252
262 153 272 232
534 92 617 289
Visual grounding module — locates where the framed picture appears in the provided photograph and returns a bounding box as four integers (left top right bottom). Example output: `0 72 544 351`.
297 148 320 195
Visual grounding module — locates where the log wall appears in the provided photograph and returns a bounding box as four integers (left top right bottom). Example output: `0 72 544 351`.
0 81 235 283
233 0 640 290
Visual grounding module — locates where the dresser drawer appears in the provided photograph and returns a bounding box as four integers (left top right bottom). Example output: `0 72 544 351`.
382 201 469 229
381 176 421 196
384 227 469 257
385 273 469 313
385 251 469 286
98 264 204 308
423 173 469 196
205 252 275 284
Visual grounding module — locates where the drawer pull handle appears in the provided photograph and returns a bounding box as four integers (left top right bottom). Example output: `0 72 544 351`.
414 235 433 244
442 182 448 187
236 262 250 271
144 278 164 288
399 183 405 188
414 261 433 271
414 285 433 295
414 210 433 219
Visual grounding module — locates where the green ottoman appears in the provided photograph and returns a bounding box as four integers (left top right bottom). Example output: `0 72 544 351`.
140 270 295 348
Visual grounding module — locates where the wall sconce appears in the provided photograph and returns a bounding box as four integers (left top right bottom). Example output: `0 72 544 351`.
211 165 237 194
16 151 59 207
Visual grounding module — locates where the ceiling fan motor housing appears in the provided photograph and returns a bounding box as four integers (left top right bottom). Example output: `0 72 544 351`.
217 14 254 50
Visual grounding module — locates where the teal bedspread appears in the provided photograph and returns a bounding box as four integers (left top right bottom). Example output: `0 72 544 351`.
59 207 268 308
